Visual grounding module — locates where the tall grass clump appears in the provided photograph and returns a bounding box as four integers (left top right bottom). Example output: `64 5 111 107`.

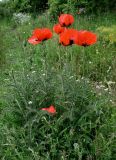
0 64 115 159
0 27 6 67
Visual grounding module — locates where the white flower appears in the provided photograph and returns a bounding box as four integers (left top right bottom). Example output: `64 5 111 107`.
32 71 36 74
107 81 115 85
69 76 74 79
104 88 108 91
35 90 39 93
28 101 32 105
73 143 79 149
13 13 31 24
76 79 80 82
96 85 101 89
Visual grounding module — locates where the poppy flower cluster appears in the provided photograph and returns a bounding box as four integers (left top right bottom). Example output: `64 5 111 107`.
28 13 97 47
59 29 97 46
27 14 97 116
53 14 74 35
54 14 97 46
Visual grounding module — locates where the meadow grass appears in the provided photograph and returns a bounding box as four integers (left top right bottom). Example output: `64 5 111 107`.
0 13 116 159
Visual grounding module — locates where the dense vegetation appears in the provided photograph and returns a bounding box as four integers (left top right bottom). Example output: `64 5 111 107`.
0 1 116 159
0 0 116 18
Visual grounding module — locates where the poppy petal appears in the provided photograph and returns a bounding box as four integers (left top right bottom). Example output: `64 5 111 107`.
31 28 53 42
28 35 41 45
41 105 56 114
41 28 53 39
77 30 97 46
48 105 56 114
32 28 42 36
59 29 79 46
53 24 66 34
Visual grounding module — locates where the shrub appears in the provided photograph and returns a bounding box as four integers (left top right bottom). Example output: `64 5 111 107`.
0 1 13 18
48 0 79 20
86 0 116 13
30 0 48 13
1 0 48 15
4 0 31 13
1 0 115 19
48 0 116 20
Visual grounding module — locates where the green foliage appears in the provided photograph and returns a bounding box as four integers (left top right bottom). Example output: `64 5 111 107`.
97 25 116 44
5 0 31 13
1 0 116 19
0 0 48 15
30 0 48 13
0 67 115 159
48 0 116 20
48 0 78 20
0 13 116 159
0 1 12 18
86 0 116 13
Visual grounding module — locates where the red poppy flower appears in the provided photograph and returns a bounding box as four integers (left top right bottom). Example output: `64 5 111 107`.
39 28 53 41
76 30 97 47
53 24 66 34
28 35 41 45
59 29 79 46
28 28 53 45
41 105 56 114
33 28 52 41
59 14 74 27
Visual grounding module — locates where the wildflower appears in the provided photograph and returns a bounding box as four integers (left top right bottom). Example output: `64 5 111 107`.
53 24 66 34
37 28 52 41
59 14 74 27
32 71 36 74
107 81 115 85
28 28 52 45
73 143 79 149
104 88 108 91
69 76 74 79
41 105 56 114
76 30 97 47
13 13 31 24
28 101 33 105
59 29 78 46
76 79 80 82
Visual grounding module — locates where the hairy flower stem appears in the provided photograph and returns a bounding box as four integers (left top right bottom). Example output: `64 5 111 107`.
82 47 86 77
